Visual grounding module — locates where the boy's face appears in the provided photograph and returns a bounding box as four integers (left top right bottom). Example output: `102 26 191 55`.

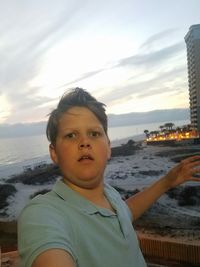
50 106 111 190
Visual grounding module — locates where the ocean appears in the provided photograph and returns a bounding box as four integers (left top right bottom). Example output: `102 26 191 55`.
0 119 189 180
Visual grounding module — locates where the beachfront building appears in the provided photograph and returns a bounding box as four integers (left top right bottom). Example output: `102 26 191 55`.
185 24 200 131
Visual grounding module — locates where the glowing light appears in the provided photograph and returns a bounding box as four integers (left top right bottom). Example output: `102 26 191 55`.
146 128 199 143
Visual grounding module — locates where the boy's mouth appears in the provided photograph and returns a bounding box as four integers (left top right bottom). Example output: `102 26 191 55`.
78 154 94 162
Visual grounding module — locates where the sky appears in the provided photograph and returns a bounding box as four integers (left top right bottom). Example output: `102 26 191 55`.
0 0 200 125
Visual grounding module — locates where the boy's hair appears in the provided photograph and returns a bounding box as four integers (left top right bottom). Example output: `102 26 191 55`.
46 88 107 144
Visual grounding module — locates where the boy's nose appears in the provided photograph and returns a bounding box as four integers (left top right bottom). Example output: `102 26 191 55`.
79 143 91 149
78 137 91 149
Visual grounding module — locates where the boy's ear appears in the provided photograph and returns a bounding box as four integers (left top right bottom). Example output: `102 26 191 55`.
49 144 58 165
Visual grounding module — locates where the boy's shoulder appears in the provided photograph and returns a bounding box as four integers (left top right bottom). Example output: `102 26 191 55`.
19 189 58 219
104 183 122 198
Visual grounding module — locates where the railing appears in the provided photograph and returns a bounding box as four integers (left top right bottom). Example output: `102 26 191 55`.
138 234 200 266
0 249 19 267
1 236 200 267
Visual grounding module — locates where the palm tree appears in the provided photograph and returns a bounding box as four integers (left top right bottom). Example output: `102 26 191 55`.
183 124 192 132
149 131 159 138
144 129 149 138
159 125 164 132
164 122 175 131
154 131 160 137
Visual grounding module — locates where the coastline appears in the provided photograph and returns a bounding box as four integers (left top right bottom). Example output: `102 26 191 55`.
0 140 200 252
111 133 145 147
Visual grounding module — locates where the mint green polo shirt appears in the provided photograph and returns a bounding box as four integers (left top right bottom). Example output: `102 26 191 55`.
18 180 147 267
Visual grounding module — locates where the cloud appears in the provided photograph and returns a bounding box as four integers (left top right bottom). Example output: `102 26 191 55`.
0 2 84 122
133 66 187 97
0 2 191 124
59 68 107 88
0 4 82 88
140 28 178 50
96 31 187 108
99 65 187 106
117 42 185 68
56 36 186 106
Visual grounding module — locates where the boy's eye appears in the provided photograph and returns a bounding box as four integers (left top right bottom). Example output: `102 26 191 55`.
65 132 77 139
89 131 102 137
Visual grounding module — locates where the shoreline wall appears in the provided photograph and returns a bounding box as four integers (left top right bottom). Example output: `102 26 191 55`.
139 234 200 265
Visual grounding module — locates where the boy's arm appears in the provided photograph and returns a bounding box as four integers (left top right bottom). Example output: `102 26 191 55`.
32 249 76 267
126 155 200 221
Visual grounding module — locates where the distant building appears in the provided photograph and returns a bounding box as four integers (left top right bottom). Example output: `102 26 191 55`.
185 24 200 131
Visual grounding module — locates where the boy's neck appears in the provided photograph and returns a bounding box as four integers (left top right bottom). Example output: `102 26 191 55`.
63 179 115 212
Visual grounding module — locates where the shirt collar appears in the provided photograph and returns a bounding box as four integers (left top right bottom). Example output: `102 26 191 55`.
104 183 133 238
52 179 116 217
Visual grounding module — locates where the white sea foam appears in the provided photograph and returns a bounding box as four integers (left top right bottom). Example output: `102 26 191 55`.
2 143 200 222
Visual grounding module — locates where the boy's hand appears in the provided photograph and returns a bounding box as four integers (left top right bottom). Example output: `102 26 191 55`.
163 155 200 189
127 155 200 221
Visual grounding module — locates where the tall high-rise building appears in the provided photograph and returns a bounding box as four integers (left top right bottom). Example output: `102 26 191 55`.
185 24 200 131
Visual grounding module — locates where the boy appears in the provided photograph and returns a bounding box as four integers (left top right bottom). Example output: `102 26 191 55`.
18 88 200 267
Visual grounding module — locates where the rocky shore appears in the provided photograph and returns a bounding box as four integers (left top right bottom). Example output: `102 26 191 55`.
0 140 200 250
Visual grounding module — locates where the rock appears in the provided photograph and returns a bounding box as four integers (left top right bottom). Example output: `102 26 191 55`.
111 140 141 157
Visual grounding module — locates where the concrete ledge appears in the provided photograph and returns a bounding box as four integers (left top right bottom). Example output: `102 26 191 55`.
139 234 200 266
1 250 19 267
1 235 200 267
